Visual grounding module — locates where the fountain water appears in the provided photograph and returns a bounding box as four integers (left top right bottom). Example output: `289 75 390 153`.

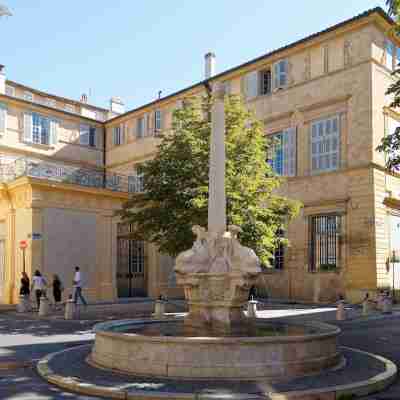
89 83 342 380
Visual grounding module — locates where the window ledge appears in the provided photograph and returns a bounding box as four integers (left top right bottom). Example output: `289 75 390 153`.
308 269 341 274
262 268 284 274
22 141 55 150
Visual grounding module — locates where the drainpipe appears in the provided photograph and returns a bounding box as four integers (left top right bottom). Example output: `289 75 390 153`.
103 124 106 188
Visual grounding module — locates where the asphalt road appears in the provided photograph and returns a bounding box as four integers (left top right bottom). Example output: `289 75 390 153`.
0 310 399 399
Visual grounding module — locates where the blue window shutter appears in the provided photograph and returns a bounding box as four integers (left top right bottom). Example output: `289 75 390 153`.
23 113 33 142
245 71 258 99
0 103 7 135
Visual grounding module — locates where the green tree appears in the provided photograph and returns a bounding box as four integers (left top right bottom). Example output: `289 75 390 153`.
117 94 300 265
377 1 400 167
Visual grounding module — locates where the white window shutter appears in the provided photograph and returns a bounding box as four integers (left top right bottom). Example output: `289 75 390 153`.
273 62 280 89
80 124 90 145
0 103 7 135
50 120 58 145
145 113 150 136
23 113 33 142
287 127 297 176
112 127 116 145
245 71 258 99
120 124 125 144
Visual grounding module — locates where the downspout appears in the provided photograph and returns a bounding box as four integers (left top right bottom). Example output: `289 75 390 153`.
103 123 106 188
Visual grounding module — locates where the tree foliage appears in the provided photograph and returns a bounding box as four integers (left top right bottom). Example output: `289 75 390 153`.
117 94 300 265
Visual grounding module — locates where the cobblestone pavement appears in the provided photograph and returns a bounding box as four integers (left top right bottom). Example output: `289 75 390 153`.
0 305 399 399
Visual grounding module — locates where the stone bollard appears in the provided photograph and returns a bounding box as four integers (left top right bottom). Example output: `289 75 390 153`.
383 296 393 314
38 296 50 317
247 300 258 318
17 295 31 313
64 299 76 320
153 300 166 318
362 299 371 316
336 300 346 321
377 293 385 311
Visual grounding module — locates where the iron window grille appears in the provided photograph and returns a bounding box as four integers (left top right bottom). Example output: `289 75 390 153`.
309 214 341 272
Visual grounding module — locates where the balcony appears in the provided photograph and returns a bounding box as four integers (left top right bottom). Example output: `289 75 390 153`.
0 157 138 193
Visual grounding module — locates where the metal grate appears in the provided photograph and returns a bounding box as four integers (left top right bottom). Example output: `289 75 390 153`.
309 215 341 272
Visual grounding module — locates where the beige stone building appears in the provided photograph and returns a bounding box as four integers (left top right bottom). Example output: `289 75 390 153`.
0 6 399 304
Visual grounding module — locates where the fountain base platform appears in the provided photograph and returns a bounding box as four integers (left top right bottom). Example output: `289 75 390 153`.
90 317 342 381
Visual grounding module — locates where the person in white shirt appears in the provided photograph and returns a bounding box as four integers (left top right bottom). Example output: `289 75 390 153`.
73 266 87 306
31 269 46 310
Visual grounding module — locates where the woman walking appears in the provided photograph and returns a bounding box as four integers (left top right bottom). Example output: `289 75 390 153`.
19 271 30 297
31 270 46 310
52 274 63 310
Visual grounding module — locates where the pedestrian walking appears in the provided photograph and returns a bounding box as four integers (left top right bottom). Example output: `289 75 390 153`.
31 270 46 310
52 274 63 310
19 271 30 296
73 266 87 306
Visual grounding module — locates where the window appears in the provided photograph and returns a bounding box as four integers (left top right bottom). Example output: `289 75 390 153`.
112 126 122 146
271 230 285 269
89 127 96 147
137 116 145 138
32 113 50 145
5 85 14 97
154 110 162 132
45 98 57 108
267 128 296 176
311 115 340 173
79 124 95 146
65 104 75 113
0 103 7 135
223 81 231 94
23 91 33 102
128 167 144 193
386 40 395 70
23 114 58 145
273 59 288 89
260 70 271 95
309 214 341 272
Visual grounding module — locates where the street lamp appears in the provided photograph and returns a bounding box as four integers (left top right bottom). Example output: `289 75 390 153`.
0 4 12 17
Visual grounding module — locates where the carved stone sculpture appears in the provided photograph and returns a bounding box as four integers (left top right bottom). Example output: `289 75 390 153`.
174 82 262 330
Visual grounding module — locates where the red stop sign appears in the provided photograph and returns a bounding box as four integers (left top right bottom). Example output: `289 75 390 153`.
19 240 28 249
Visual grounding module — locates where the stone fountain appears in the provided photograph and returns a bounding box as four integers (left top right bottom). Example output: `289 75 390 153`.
88 83 343 381
174 83 261 331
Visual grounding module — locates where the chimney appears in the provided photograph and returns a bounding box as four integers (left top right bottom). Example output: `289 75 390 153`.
205 52 216 79
110 97 125 115
0 65 5 95
80 93 88 103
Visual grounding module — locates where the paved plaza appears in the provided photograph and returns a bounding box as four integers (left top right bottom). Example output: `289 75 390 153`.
0 304 399 399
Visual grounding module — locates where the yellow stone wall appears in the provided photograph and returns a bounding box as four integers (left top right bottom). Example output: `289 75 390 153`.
0 95 104 169
1 10 399 304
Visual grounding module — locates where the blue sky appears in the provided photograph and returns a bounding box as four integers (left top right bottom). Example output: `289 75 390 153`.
1 0 387 111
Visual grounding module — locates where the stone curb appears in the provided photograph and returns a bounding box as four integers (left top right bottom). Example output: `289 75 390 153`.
36 345 397 400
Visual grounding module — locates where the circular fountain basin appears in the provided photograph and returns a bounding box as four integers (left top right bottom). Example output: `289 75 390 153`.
90 318 342 381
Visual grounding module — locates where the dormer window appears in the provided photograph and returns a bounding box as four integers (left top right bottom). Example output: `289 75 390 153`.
23 91 33 102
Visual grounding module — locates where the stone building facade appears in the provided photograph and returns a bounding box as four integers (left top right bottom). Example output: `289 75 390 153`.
0 7 399 304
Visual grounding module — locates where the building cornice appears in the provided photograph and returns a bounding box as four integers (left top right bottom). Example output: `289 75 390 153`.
105 7 392 126
4 176 129 200
0 94 103 125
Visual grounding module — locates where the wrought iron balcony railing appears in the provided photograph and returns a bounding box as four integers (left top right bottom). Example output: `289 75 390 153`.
0 157 142 194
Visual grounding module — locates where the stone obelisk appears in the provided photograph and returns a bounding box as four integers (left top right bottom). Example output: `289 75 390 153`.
208 83 226 235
